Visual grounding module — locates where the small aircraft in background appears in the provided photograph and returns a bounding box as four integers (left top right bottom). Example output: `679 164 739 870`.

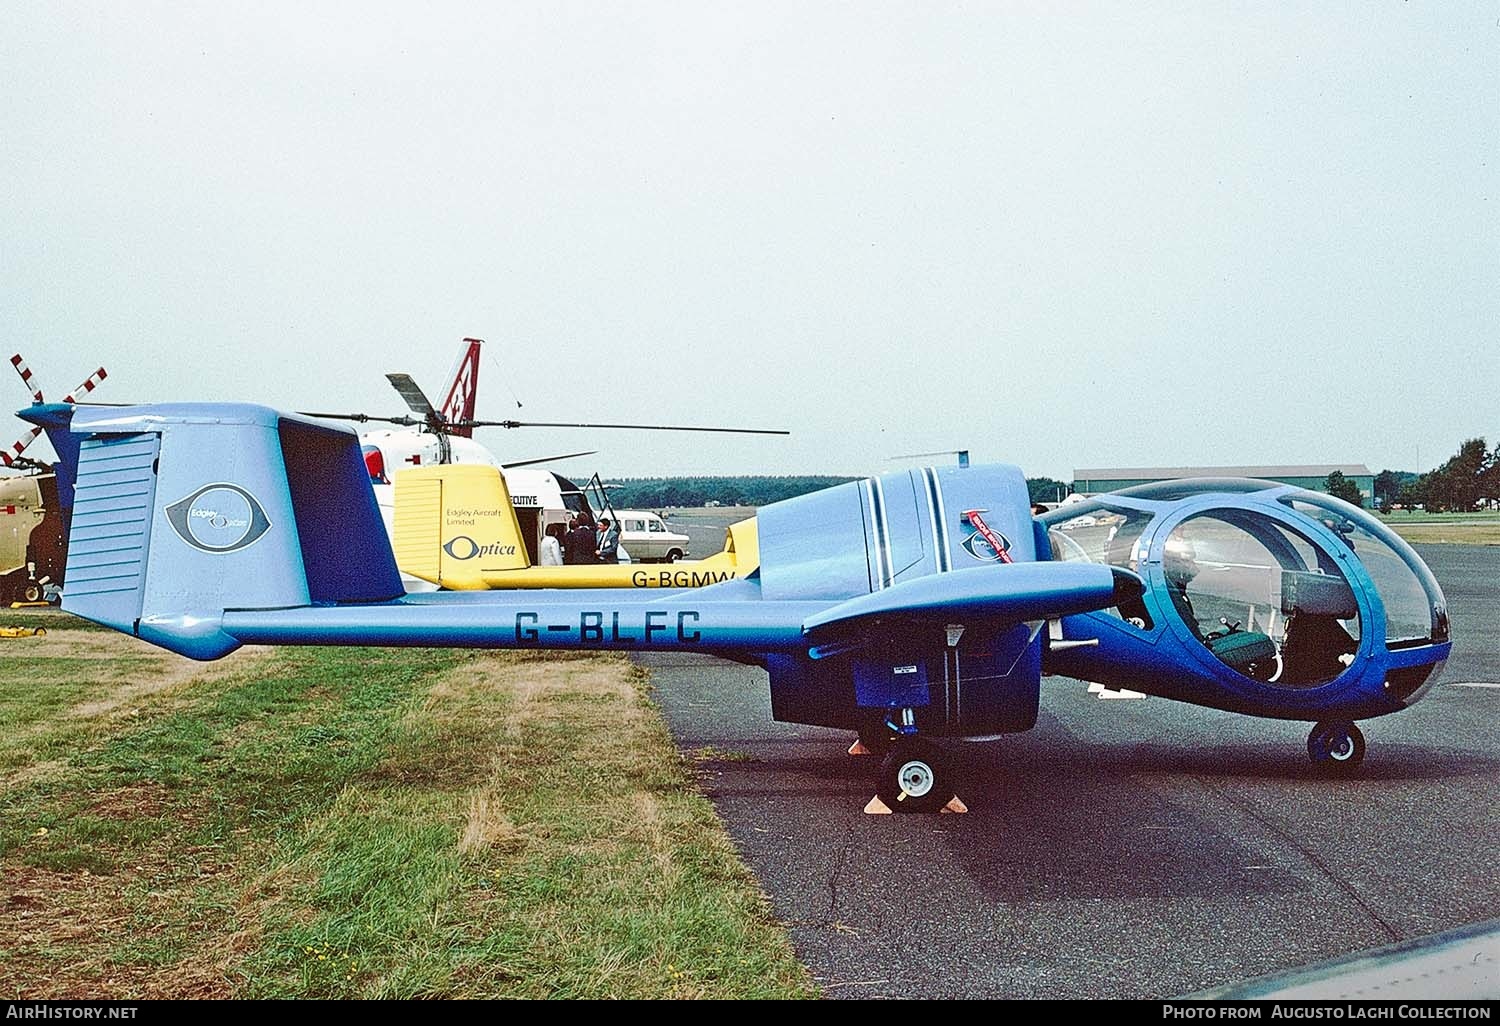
302 339 599 588
392 462 756 590
27 401 1451 813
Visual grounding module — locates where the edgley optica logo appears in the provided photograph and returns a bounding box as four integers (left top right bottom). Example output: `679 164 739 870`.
442 536 517 560
165 484 272 553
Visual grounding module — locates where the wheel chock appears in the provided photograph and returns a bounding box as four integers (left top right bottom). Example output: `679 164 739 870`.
1097 688 1147 700
848 739 873 756
863 794 968 815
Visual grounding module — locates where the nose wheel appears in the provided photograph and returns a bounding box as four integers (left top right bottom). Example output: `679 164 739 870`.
1307 720 1365 774
876 741 955 813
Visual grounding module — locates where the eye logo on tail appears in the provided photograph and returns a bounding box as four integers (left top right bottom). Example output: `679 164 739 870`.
165 484 272 553
959 508 1014 564
443 535 517 560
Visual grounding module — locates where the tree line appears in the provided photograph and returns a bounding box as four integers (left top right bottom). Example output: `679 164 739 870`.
604 476 859 508
1374 438 1499 512
606 475 1075 509
606 443 1500 514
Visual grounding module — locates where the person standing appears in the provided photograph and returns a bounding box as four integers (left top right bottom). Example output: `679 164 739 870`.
562 516 583 564
596 517 620 563
540 523 565 566
566 514 599 565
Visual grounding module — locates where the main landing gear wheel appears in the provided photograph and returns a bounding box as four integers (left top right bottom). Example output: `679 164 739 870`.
1308 720 1365 774
876 742 954 814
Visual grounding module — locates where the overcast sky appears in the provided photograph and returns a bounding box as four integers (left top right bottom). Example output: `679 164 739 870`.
3 3 1496 480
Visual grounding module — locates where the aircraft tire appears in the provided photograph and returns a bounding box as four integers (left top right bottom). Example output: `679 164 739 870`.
1308 720 1365 774
876 742 953 813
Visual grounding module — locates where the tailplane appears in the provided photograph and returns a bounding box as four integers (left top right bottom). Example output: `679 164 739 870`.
20 402 403 658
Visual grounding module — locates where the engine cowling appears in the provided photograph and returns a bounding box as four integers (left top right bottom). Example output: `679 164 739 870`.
755 464 1044 737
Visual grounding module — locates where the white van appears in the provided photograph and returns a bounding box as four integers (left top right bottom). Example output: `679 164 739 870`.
612 510 690 563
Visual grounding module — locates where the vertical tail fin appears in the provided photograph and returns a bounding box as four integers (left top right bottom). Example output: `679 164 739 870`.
21 402 404 658
393 463 531 589
438 338 482 438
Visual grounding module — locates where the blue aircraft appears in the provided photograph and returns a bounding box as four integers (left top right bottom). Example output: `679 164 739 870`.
25 402 1450 813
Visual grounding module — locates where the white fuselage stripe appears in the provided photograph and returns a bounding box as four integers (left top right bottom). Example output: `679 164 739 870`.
924 467 951 572
864 478 889 590
918 468 942 573
870 476 892 588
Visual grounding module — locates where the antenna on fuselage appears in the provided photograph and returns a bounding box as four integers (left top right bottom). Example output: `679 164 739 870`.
890 449 971 468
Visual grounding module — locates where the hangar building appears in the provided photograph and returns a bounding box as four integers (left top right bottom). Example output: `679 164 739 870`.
1072 465 1375 505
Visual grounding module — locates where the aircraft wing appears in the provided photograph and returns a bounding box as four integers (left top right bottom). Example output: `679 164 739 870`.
802 562 1142 640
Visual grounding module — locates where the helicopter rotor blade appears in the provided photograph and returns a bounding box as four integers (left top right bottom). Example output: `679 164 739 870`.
458 419 789 436
296 411 425 427
500 450 598 469
386 373 442 426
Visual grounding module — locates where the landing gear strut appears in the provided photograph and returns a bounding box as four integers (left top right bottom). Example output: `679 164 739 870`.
1307 720 1365 774
854 715 897 757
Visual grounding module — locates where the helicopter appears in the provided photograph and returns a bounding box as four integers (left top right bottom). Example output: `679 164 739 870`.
301 338 785 588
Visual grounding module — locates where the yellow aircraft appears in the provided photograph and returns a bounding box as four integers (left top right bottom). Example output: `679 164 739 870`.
393 464 757 590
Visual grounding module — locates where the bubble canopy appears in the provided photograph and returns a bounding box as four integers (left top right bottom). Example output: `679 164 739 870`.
1040 481 1448 654
1275 492 1448 647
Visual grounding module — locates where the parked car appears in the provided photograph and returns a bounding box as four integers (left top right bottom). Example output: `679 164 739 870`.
612 510 690 563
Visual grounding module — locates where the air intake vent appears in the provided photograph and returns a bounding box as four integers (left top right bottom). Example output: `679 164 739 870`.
64 433 159 620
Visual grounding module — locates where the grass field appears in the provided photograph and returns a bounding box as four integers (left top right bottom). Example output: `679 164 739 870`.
1379 511 1500 546
0 624 813 999
1387 523 1500 545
